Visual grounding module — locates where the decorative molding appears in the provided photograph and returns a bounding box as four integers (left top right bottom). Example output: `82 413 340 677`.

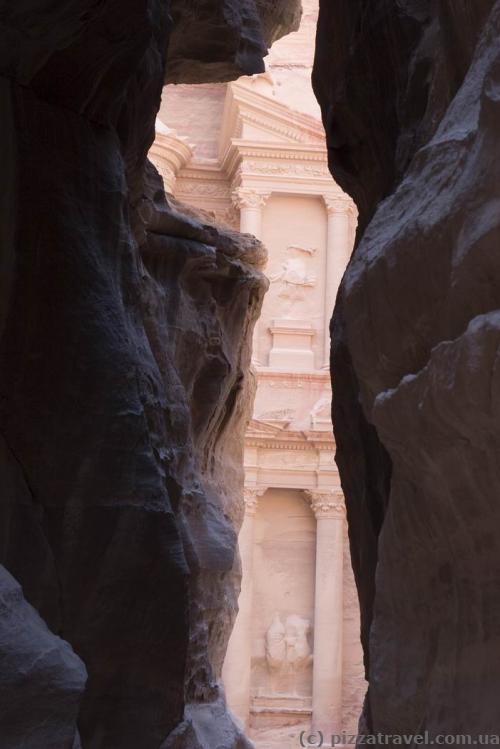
268 322 316 336
175 181 231 199
306 489 345 518
232 187 270 209
239 110 309 144
254 370 331 386
242 160 330 178
218 79 327 170
237 146 327 161
246 440 334 451
245 422 335 449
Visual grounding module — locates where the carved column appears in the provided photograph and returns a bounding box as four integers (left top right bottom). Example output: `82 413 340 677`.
232 188 270 363
222 486 266 728
308 489 346 735
323 195 353 367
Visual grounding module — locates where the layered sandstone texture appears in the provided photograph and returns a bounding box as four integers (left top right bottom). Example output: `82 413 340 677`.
0 1 299 747
314 0 500 737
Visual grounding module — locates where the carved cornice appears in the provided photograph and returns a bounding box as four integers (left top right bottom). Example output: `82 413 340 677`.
306 489 345 519
232 142 328 164
244 486 267 515
239 110 309 144
222 142 331 186
245 439 335 450
254 370 331 386
232 187 270 209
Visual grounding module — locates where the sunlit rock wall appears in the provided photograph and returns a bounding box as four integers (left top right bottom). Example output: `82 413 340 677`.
0 1 299 747
314 0 500 737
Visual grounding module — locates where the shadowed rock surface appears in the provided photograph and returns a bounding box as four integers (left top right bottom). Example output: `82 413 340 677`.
0 565 87 749
0 1 294 747
167 0 302 83
314 0 500 736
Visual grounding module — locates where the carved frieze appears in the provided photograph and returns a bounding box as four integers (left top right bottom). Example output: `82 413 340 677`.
175 180 231 199
243 160 330 178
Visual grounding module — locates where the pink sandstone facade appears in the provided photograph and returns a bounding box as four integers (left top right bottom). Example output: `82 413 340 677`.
150 2 366 745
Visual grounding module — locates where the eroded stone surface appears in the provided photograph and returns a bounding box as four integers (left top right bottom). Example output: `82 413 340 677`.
0 1 284 747
314 0 500 736
166 0 302 84
0 565 87 749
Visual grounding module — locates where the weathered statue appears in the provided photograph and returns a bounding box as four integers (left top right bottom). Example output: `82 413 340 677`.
269 257 316 315
265 613 312 673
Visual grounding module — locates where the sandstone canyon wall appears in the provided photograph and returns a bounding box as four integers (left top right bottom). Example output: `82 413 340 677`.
0 2 299 748
314 0 500 737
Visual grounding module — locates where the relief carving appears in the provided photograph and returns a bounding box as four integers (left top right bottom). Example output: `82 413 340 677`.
269 257 316 315
244 161 330 178
265 613 313 673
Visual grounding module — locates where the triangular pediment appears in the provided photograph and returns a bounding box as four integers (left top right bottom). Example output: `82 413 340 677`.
246 418 287 436
219 76 326 158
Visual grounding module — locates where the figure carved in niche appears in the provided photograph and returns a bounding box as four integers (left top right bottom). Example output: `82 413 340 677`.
269 257 316 316
265 613 313 673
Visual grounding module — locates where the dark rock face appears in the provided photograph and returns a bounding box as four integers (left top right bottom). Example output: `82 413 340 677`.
314 0 500 736
166 0 302 83
0 1 278 747
0 565 86 749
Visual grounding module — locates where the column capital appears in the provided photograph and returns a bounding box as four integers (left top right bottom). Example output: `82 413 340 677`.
323 194 352 216
306 489 345 519
243 486 267 515
232 187 270 210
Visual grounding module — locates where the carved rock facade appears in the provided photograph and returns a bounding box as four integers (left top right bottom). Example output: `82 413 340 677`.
314 0 500 737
